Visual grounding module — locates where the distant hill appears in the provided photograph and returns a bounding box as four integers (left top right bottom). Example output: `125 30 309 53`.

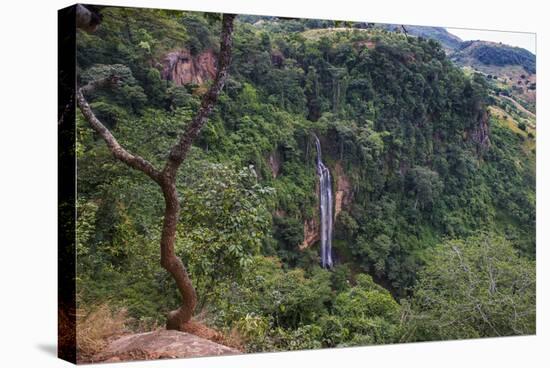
406 26 463 50
449 40 536 112
451 40 535 74
379 27 536 111
382 24 463 51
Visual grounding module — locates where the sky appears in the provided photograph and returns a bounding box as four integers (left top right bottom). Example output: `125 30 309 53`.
446 28 536 54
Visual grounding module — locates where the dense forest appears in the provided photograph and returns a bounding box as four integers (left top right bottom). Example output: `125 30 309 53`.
74 6 535 358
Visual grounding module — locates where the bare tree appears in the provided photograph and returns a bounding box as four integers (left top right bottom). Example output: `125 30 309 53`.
76 13 236 330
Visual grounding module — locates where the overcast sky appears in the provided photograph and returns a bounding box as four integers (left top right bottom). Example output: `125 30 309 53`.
446 28 536 54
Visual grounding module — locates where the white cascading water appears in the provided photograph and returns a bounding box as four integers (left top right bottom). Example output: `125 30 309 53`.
314 135 334 269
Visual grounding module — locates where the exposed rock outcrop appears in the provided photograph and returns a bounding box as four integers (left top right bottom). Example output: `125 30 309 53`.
270 50 285 67
334 162 352 219
299 162 352 251
299 217 320 250
354 40 376 50
300 172 321 250
472 109 491 150
268 151 281 178
95 330 239 363
161 49 217 86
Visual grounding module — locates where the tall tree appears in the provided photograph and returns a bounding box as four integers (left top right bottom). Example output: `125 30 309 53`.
76 13 236 330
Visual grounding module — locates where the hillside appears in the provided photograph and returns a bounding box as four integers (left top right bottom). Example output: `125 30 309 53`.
73 7 536 361
450 40 536 113
375 27 536 115
383 24 463 51
452 40 535 73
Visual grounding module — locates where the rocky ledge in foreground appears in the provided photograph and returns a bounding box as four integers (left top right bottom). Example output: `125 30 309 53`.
96 330 241 363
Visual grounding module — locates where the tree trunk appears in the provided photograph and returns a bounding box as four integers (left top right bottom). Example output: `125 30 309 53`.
76 13 236 331
159 14 235 329
159 176 197 330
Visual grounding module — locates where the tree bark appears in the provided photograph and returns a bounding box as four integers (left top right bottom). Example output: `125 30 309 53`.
76 13 236 331
159 174 197 330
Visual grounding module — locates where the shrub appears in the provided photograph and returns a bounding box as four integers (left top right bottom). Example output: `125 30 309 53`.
76 303 128 360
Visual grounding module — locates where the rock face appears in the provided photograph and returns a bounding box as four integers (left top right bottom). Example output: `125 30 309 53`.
299 162 352 251
334 162 352 219
96 330 239 363
472 109 491 150
161 49 217 86
270 50 285 67
299 217 320 250
268 151 281 178
300 175 321 250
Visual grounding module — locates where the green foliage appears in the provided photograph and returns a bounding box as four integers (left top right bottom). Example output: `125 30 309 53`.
405 233 536 341
75 7 535 352
176 161 275 302
406 166 443 210
81 64 148 113
209 256 401 352
329 274 402 346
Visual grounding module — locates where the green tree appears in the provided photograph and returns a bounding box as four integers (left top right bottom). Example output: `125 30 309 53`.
405 233 535 341
76 14 238 330
407 166 443 210
325 274 402 346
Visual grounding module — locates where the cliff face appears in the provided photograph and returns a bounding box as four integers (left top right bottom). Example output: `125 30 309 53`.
334 162 352 219
300 179 320 250
472 109 491 150
268 151 281 178
299 218 319 250
161 49 217 86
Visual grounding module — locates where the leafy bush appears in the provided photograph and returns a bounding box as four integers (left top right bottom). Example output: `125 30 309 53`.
405 233 536 341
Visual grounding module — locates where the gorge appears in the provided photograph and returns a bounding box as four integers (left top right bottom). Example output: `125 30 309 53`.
73 7 536 357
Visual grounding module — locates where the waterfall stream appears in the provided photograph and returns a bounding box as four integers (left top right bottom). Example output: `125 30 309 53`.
314 135 334 269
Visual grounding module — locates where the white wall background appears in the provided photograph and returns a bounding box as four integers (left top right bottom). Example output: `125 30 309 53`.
0 0 547 366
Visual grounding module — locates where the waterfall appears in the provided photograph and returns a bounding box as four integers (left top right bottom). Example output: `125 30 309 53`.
313 135 334 269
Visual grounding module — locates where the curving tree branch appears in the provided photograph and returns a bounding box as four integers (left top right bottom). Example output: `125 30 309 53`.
164 13 236 175
76 88 162 183
76 13 237 330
